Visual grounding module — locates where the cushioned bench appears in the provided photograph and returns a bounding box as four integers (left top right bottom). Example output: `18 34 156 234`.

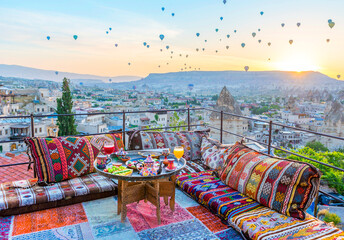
0 133 123 216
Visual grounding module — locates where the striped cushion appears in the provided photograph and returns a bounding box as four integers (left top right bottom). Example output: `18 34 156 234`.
218 142 321 220
25 133 123 183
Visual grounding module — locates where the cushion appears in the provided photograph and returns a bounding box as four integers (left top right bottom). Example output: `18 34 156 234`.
201 137 231 170
230 206 344 240
0 173 117 212
179 159 211 175
127 130 209 161
25 133 123 183
218 142 321 220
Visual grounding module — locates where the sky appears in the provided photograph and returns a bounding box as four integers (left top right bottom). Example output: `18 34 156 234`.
0 0 343 79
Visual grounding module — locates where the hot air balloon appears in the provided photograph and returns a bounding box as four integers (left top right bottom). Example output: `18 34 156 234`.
128 63 131 66
289 40 293 45
244 66 249 72
252 32 256 37
226 34 230 38
258 29 261 32
161 7 165 11
326 39 330 43
160 49 163 51
202 48 205 51
220 17 223 21
328 21 335 29
328 19 333 23
80 82 83 86
205 40 207 42
268 42 271 46
55 71 59 75
223 0 227 4
260 11 264 16
196 33 200 37
215 50 218 53
226 46 229 49
106 31 109 34
196 48 199 51
188 84 194 91
159 34 165 40
258 40 262 43
171 13 175 17
179 54 182 57
171 51 174 54
147 45 150 48
241 43 246 48
133 85 137 90
46 36 50 40
73 35 78 40
337 75 341 79
215 28 219 32
234 30 237 33
109 27 112 31
166 45 169 49
143 42 147 46
297 22 301 27
109 79 112 83
186 55 189 58
115 43 118 47
281 23 285 27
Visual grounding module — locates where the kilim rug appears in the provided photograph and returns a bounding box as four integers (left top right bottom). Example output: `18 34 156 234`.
1 189 243 240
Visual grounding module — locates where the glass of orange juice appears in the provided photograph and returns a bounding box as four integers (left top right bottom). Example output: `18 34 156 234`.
173 146 184 164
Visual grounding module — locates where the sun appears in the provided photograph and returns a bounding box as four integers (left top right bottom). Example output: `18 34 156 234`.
274 54 320 72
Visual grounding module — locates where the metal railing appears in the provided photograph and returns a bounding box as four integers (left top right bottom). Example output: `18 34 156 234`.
1 107 344 215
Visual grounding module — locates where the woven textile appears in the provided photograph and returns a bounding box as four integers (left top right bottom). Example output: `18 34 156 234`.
176 171 261 220
201 137 231 170
127 130 209 161
0 173 116 211
25 133 123 183
179 159 211 175
230 206 344 240
218 142 321 219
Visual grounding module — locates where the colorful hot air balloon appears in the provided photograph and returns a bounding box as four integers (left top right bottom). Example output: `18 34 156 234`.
55 71 58 75
215 28 219 32
109 27 112 31
196 48 199 51
260 11 264 16
241 43 246 48
258 40 262 43
160 49 163 51
297 22 301 27
281 23 285 27
166 45 169 49
171 13 175 17
143 42 147 46
223 0 227 4
128 63 131 66
268 42 271 46
220 17 223 21
234 30 237 33
159 34 165 40
46 36 50 40
115 43 118 47
226 45 229 49
106 31 109 34
109 79 112 82
147 45 150 48
73 35 78 40
258 29 261 32
133 85 137 90
326 39 330 43
205 40 207 42
329 21 335 29
289 40 293 45
337 75 341 79
188 84 194 91
226 34 230 38
202 48 205 51
161 7 165 11
196 33 200 37
244 66 249 72
252 32 256 37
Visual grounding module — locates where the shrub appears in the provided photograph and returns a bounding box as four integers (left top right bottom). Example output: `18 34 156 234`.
323 212 341 226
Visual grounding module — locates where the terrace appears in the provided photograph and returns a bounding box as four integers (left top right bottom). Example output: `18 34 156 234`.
0 108 344 239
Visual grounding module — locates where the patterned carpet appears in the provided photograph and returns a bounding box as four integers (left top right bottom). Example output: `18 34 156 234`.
0 189 243 240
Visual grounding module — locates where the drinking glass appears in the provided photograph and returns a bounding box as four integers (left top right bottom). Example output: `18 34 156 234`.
103 143 115 161
173 146 184 165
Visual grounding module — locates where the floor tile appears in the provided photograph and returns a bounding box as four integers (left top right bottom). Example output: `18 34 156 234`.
13 222 93 240
83 197 117 226
138 219 217 240
12 203 88 236
215 228 244 240
186 205 228 233
91 219 138 240
175 188 200 208
0 216 12 239
127 199 193 232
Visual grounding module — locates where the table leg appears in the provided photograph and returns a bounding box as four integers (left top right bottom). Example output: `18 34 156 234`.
164 196 168 205
117 180 122 215
154 180 161 225
170 175 176 211
121 180 128 223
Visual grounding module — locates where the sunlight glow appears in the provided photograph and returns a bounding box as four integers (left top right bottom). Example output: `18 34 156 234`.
274 54 320 72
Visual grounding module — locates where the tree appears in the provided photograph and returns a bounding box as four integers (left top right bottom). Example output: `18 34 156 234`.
56 78 77 136
306 141 329 152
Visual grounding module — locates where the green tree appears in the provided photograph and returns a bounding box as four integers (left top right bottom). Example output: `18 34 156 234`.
56 78 77 136
306 141 329 152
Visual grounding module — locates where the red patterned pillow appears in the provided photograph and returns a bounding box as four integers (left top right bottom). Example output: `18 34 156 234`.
218 142 321 220
25 133 123 183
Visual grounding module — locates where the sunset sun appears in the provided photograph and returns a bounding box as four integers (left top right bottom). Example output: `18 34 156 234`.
274 54 320 72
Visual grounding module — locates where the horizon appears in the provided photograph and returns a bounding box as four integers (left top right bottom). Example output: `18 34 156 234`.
0 0 343 80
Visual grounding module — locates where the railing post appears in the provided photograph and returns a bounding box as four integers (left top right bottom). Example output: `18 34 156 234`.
268 120 272 155
187 108 190 131
30 113 37 177
220 110 223 143
313 190 319 217
122 110 126 150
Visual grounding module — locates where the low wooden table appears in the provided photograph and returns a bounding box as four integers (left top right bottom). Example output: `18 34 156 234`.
94 152 186 224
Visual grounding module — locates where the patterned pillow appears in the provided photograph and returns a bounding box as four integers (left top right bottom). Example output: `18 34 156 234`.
201 137 230 170
218 142 321 220
25 133 123 183
127 130 210 161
